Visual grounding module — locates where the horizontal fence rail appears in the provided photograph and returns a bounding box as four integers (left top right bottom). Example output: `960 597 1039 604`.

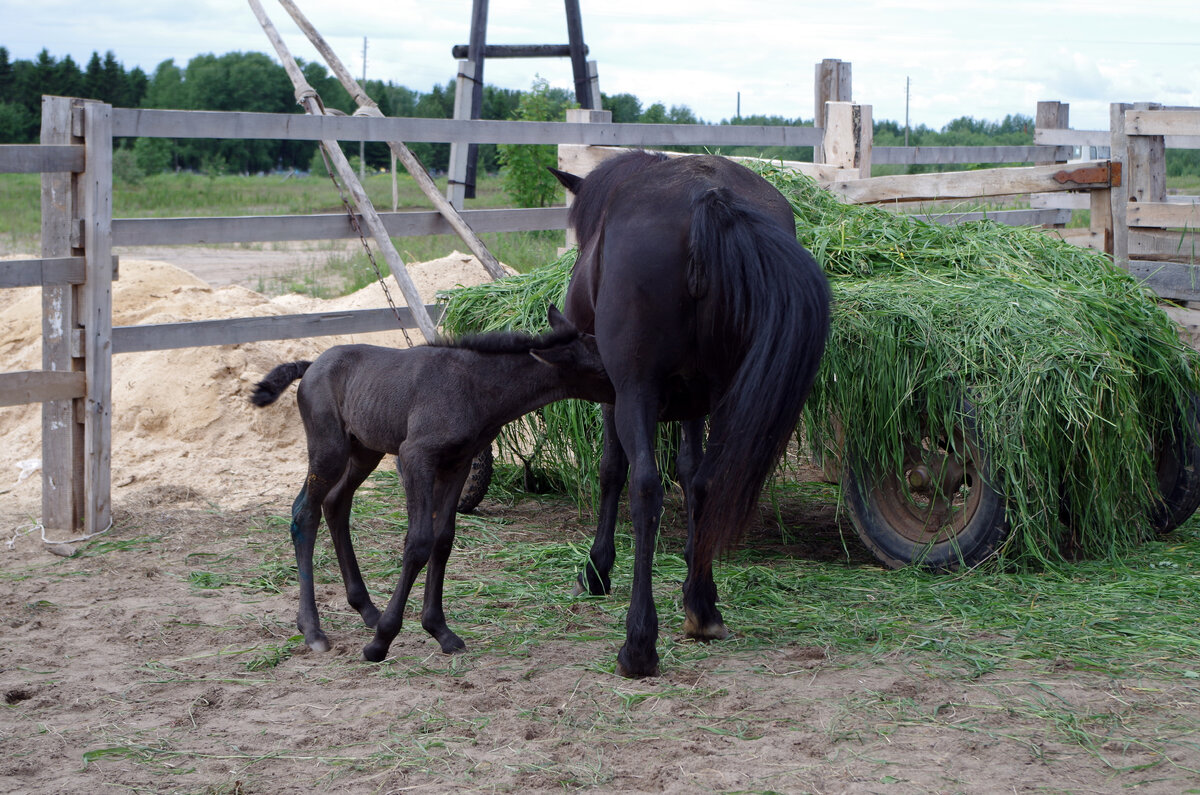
112 207 567 246
111 108 825 147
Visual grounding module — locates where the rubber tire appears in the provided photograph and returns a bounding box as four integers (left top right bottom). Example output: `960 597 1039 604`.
841 407 1009 571
1150 394 1200 534
456 447 494 515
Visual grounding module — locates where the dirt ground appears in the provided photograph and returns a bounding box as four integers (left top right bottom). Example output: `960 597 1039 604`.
3 248 1200 793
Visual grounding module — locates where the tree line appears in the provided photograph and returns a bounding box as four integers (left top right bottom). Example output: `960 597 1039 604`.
3 46 1197 178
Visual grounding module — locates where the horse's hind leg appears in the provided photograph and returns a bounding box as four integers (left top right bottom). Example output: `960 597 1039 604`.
679 419 729 641
290 468 337 652
323 445 385 628
419 467 472 653
576 404 627 596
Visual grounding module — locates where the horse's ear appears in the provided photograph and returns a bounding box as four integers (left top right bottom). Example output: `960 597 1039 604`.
548 167 583 194
547 304 575 334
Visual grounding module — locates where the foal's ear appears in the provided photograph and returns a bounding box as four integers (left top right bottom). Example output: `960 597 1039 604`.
548 167 583 194
546 304 575 334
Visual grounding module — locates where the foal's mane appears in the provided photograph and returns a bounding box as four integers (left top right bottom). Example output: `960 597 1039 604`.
568 150 670 248
433 325 577 355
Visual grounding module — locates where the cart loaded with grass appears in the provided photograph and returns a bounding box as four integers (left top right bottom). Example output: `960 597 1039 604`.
441 161 1200 570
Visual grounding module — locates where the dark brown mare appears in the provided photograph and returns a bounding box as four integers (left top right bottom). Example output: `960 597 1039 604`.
551 151 831 677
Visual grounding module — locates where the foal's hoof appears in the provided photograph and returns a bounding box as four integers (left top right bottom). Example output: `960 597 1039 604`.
305 632 331 653
436 632 466 654
572 571 611 597
362 640 390 663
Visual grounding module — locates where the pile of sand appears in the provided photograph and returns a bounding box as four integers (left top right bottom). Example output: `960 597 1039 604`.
0 251 514 523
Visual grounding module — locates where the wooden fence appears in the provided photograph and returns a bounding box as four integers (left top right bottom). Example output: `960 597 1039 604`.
2 70 1198 534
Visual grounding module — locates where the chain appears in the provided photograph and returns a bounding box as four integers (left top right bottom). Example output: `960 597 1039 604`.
318 144 415 348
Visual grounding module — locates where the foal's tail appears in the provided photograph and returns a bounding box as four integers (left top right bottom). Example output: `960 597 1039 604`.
689 188 831 558
249 361 312 407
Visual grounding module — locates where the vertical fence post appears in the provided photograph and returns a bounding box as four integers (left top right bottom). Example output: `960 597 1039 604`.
40 96 83 532
81 100 113 534
1108 103 1131 266
822 102 872 179
813 59 851 164
447 60 476 210
1035 101 1071 229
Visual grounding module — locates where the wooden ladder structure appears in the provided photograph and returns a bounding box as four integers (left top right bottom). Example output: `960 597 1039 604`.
447 0 602 208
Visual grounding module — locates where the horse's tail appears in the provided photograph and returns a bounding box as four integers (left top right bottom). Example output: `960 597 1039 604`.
249 361 312 407
688 188 831 558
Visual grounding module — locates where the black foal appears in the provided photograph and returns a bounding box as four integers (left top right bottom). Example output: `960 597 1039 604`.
251 306 612 662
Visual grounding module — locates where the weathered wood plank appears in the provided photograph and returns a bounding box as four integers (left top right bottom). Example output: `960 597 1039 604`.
906 208 1071 227
1034 128 1109 147
1127 201 1200 229
1128 229 1200 262
0 144 85 174
0 371 86 407
112 207 569 246
873 145 1070 165
40 96 83 533
1126 109 1200 137
111 305 445 354
0 257 86 287
1124 259 1200 302
82 100 113 535
110 107 824 147
823 102 871 179
828 160 1115 204
1031 193 1091 210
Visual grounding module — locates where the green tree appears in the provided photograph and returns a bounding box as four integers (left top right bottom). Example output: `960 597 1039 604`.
497 77 573 208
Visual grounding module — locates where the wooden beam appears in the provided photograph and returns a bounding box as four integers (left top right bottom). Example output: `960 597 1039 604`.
1124 259 1200 302
1127 202 1200 229
110 108 823 147
450 44 582 58
1128 229 1200 262
0 371 86 407
906 208 1072 227
40 95 84 533
111 305 445 353
827 159 1116 205
1034 128 1109 147
873 145 1070 165
81 99 113 536
0 144 85 174
113 207 568 246
1126 109 1200 136
0 257 86 287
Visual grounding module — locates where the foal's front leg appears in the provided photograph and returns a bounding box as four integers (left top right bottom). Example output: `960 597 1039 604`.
362 454 436 663
575 404 627 596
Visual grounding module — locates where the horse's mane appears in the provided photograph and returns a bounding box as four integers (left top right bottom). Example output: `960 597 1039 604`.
433 324 578 355
568 150 670 248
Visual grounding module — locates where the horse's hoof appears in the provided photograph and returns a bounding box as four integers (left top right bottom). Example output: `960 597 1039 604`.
437 633 466 654
616 645 659 678
362 640 389 663
306 633 331 653
683 615 731 642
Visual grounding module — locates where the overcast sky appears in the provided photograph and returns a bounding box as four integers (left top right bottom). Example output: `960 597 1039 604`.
3 0 1198 131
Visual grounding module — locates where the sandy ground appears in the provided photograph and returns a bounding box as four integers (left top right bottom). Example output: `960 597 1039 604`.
2 248 1199 792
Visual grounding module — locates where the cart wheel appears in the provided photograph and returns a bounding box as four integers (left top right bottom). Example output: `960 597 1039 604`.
457 447 494 514
841 406 1008 570
1150 394 1200 534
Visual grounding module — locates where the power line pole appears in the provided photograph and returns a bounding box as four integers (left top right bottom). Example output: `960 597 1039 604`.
905 76 910 147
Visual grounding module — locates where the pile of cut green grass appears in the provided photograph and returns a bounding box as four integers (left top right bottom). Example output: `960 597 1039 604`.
440 164 1200 566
